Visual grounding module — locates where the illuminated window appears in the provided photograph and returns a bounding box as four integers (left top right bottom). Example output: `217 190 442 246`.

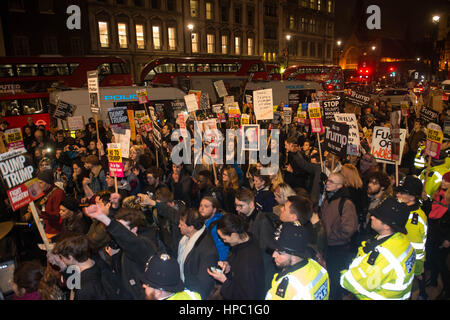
98 21 109 48
153 25 161 50
289 16 295 29
317 0 321 10
206 2 213 20
248 38 253 55
207 34 215 53
192 32 199 53
235 36 241 55
327 0 333 13
310 0 315 9
136 24 145 49
168 27 176 50
190 0 198 17
221 35 228 54
118 23 128 48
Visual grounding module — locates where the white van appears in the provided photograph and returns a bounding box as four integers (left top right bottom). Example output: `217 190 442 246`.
49 86 186 127
244 80 325 107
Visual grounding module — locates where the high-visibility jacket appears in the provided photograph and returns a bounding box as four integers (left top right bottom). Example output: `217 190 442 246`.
405 204 428 276
167 290 202 300
414 146 426 170
340 233 416 300
266 258 329 300
420 157 450 198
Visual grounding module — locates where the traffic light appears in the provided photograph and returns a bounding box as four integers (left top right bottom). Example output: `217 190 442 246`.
388 66 396 72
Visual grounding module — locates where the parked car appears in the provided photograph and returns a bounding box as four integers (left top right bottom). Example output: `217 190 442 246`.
371 88 414 107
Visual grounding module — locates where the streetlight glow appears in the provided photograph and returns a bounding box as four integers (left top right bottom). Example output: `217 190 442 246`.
336 40 342 46
286 34 291 41
432 15 440 23
187 24 194 30
371 46 376 51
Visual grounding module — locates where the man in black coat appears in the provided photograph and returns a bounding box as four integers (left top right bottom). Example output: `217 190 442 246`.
234 188 279 293
177 207 219 299
84 206 158 300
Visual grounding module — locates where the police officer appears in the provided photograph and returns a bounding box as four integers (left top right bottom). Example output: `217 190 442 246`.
266 222 330 300
420 150 450 198
139 253 201 300
396 176 428 299
340 197 416 300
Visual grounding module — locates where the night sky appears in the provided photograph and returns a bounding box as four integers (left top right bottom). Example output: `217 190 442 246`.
335 0 449 42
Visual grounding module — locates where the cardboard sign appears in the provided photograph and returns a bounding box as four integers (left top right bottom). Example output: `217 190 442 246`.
371 126 407 165
224 96 235 105
87 70 100 114
136 88 149 104
108 107 129 125
214 80 228 98
322 99 342 122
253 89 274 121
425 123 443 159
420 106 439 125
324 121 349 159
67 116 84 131
344 90 371 107
139 115 152 132
5 128 25 151
188 90 202 109
297 109 307 125
112 128 131 158
0 149 43 211
212 104 224 114
184 94 199 113
227 102 241 119
334 113 360 156
54 100 76 120
308 103 323 133
107 143 124 178
134 110 147 120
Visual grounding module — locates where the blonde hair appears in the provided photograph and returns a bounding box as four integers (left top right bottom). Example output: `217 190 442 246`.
276 183 296 205
270 168 285 191
340 164 363 189
223 166 239 191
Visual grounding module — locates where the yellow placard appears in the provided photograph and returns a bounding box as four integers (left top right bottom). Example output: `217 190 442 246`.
427 128 443 144
308 106 321 119
5 129 23 144
108 147 122 163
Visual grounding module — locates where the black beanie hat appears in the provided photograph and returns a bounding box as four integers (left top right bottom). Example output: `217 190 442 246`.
37 169 54 185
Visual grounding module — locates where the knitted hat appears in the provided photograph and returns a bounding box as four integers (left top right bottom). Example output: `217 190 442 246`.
37 169 54 185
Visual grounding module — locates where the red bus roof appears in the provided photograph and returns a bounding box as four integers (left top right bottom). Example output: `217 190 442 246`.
0 56 127 64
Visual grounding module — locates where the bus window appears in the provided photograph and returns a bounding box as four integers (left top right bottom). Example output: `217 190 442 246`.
177 63 195 73
41 64 70 76
248 63 259 73
112 62 124 74
98 63 112 75
0 65 15 77
69 63 80 74
16 64 39 76
210 64 222 72
195 64 210 72
155 63 176 73
223 63 240 72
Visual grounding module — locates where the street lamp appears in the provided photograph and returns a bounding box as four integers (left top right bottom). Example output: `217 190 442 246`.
431 15 440 81
432 15 440 23
371 46 376 51
336 40 342 46
285 35 291 68
187 24 194 55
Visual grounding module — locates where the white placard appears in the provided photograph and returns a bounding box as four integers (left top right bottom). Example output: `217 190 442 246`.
333 113 360 156
184 94 199 113
214 80 228 98
112 128 131 159
371 126 407 165
253 88 274 121
67 116 84 131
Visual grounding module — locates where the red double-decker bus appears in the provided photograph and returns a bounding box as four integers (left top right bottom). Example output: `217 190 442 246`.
0 56 132 124
265 64 282 80
140 57 268 84
140 57 268 103
282 65 345 92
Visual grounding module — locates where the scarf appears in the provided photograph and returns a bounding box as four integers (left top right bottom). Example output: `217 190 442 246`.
177 225 206 282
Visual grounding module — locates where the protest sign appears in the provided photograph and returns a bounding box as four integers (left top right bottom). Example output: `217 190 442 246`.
112 128 131 158
283 107 292 125
322 99 342 122
425 123 443 159
134 110 147 120
107 143 124 178
297 109 307 125
178 113 188 137
253 89 274 121
200 92 211 110
5 128 25 151
54 100 76 120
87 70 100 114
136 88 149 104
227 102 241 119
324 121 349 159
344 90 371 107
420 106 439 125
139 115 152 132
241 114 250 125
212 104 224 114
224 96 235 105
67 116 84 131
184 94 199 113
390 111 402 161
308 103 323 133
214 80 228 98
371 126 407 165
400 101 410 117
108 106 129 125
243 124 260 151
334 113 360 156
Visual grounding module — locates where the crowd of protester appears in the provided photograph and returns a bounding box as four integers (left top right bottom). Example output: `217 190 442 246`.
1 88 450 301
